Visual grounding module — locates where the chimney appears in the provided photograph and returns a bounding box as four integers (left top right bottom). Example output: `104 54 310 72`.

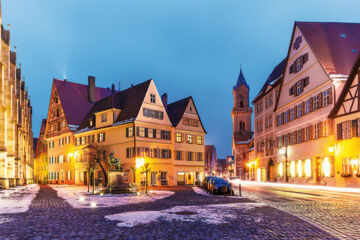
111 84 115 94
88 76 96 103
162 93 168 110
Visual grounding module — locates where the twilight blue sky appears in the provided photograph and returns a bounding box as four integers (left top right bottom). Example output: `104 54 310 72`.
3 0 360 158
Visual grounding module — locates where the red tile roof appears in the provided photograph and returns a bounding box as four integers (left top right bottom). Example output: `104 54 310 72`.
296 22 360 76
54 79 113 126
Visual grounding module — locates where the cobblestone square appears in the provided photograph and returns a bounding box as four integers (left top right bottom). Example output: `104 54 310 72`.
0 185 340 240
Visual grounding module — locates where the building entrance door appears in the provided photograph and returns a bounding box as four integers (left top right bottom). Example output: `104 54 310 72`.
151 172 157 186
186 172 194 185
268 159 275 182
84 171 88 185
60 170 64 183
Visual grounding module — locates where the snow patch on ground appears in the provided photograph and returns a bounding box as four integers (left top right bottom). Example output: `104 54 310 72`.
50 185 174 208
0 184 40 214
106 202 265 227
192 187 210 196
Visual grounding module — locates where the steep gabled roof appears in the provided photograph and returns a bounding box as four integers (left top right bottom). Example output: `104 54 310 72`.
253 58 287 103
35 119 47 157
234 69 249 90
329 53 360 118
54 79 113 127
78 80 152 130
296 22 360 77
167 97 191 127
166 96 207 133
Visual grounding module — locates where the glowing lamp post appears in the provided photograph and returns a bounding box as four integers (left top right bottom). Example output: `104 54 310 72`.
135 158 151 194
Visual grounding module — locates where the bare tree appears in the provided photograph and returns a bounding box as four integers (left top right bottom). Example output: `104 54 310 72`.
85 144 109 193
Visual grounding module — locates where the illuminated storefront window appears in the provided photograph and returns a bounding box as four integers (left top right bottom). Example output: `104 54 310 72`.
305 159 311 177
257 168 261 181
278 162 283 177
343 158 360 176
323 157 331 177
290 161 296 177
297 160 302 177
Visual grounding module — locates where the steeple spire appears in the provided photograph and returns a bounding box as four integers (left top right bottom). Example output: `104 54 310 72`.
234 66 250 90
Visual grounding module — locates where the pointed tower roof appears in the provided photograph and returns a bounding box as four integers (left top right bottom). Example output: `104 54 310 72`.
233 68 249 90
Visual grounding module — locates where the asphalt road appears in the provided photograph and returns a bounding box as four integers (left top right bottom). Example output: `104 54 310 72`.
233 183 360 240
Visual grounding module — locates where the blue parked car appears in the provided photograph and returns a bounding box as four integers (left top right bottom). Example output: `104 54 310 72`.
204 176 233 195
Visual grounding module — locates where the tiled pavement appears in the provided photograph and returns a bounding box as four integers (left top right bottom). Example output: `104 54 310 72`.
0 185 338 240
240 187 360 240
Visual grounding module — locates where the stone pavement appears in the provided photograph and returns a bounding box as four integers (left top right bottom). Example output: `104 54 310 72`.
239 186 360 240
0 185 338 240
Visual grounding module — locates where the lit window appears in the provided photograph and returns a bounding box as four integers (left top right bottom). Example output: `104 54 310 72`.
150 94 156 103
278 162 283 177
257 168 261 181
186 135 193 144
176 133 182 143
297 160 302 177
98 133 105 142
323 157 331 177
101 113 107 123
290 161 296 177
196 136 202 145
305 159 312 177
126 127 134 137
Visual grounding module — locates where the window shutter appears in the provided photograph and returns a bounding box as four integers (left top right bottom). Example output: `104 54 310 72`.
289 86 294 96
289 64 293 74
303 53 308 64
97 134 100 142
281 113 284 123
329 87 333 104
337 123 342 140
126 128 129 137
145 128 148 138
103 133 106 141
136 127 140 136
352 119 358 138
294 131 297 144
302 102 305 115
288 133 291 145
302 128 305 142
309 98 313 112
305 77 309 87
294 107 297 119
287 109 291 121
309 126 313 140
319 93 323 108
319 122 323 138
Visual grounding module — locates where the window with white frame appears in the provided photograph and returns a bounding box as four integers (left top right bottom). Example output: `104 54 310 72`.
323 89 330 107
313 123 320 139
296 81 303 96
284 111 288 123
150 94 156 103
313 95 320 111
297 130 302 143
305 100 310 115
101 113 107 123
176 133 182 143
297 105 302 118
322 121 329 137
342 121 351 140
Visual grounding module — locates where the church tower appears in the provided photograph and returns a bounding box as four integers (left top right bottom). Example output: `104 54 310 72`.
231 68 253 177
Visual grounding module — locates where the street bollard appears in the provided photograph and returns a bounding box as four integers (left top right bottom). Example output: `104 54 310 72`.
239 184 241 197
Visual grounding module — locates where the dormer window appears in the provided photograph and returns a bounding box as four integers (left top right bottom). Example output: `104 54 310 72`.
89 120 93 127
150 94 156 103
101 113 107 123
190 106 193 111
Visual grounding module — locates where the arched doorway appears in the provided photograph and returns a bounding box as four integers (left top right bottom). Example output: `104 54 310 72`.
268 159 275 182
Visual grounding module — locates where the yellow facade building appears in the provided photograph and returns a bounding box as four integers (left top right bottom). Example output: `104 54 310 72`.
0 2 34 189
34 119 48 184
44 77 206 187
